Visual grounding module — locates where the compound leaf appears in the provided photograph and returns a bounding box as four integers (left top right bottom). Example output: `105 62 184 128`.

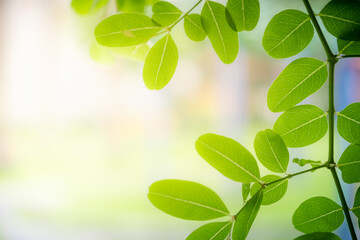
273 105 328 148
267 58 328 113
152 1 182 27
148 179 229 220
201 1 239 64
254 129 289 173
263 10 313 58
337 102 360 144
72 0 108 15
184 14 207 42
186 221 232 240
352 187 360 218
338 39 360 55
293 232 341 240
143 34 178 90
242 183 251 202
95 13 162 47
319 1 360 41
196 133 261 183
338 144 360 183
250 175 288 205
292 196 344 233
226 0 260 32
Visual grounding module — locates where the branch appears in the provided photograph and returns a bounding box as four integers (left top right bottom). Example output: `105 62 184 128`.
169 0 204 30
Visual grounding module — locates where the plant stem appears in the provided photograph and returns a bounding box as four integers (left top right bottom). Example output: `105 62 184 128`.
339 54 360 59
169 0 203 30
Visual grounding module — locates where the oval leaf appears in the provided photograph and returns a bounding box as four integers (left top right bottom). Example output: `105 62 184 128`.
250 175 288 205
293 232 341 240
226 0 260 32
186 221 232 240
320 1 360 41
338 39 360 55
143 34 178 90
116 0 145 13
352 187 360 218
196 133 261 183
263 9 313 58
292 196 344 233
338 144 360 184
273 105 328 148
232 190 263 240
201 1 239 64
152 1 182 27
184 14 207 42
242 183 251 202
95 13 162 47
148 179 229 220
267 58 328 112
337 102 360 144
254 129 289 173
72 0 108 15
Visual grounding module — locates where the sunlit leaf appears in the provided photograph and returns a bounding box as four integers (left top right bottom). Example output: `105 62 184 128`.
293 232 341 240
242 183 251 202
226 0 260 32
337 102 360 144
338 39 360 55
292 196 344 233
116 0 145 13
71 0 108 15
143 34 178 90
319 1 360 41
273 105 328 148
95 13 162 47
232 190 263 240
254 129 289 173
152 1 182 27
338 144 360 183
267 58 328 112
201 1 239 64
184 14 207 42
148 179 230 220
186 221 232 240
250 175 288 205
196 133 261 183
352 187 360 218
263 10 313 58
293 158 322 168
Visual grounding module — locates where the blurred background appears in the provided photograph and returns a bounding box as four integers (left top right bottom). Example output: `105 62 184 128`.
0 0 359 239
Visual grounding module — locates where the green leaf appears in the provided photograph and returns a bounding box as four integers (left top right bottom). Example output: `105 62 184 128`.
226 0 260 32
337 102 360 144
293 232 341 240
196 133 261 183
293 158 322 168
263 10 314 59
254 129 289 173
152 1 182 27
148 179 230 220
186 221 232 240
184 14 207 42
95 13 162 47
71 0 108 15
338 39 360 55
273 105 328 148
201 1 239 64
143 34 178 90
250 175 288 205
267 58 328 112
319 1 360 41
116 0 145 13
352 187 360 218
338 144 360 183
232 190 263 240
292 196 344 233
242 183 251 202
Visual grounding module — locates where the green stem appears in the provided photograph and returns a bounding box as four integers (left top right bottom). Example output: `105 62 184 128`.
169 0 203 30
339 54 360 59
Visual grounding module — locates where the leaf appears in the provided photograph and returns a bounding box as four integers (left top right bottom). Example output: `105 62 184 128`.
184 14 207 42
293 158 322 168
196 133 261 183
319 1 360 41
250 175 288 205
267 58 328 112
338 144 360 183
273 105 328 148
186 221 232 240
292 196 344 233
152 1 182 27
71 0 108 15
143 34 178 90
226 0 260 32
352 187 360 218
254 129 289 173
201 1 239 64
148 179 230 220
116 0 145 13
262 10 314 59
337 102 360 144
242 183 251 202
293 232 341 240
232 190 263 240
338 39 360 55
95 13 162 47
